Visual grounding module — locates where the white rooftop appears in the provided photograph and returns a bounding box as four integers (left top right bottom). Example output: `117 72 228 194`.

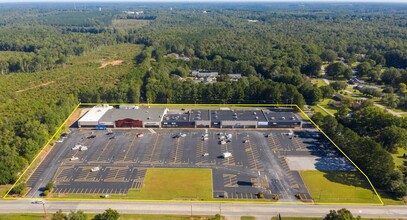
79 105 113 122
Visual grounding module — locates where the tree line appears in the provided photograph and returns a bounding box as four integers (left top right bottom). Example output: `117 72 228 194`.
312 105 407 198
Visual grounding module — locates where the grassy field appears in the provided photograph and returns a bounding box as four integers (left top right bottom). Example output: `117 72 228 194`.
271 217 404 220
310 105 329 116
392 148 407 167
0 213 217 220
318 99 338 115
300 171 381 204
311 79 328 87
310 98 337 116
344 85 363 95
52 168 213 200
121 168 213 200
271 218 320 220
241 216 256 220
0 185 11 198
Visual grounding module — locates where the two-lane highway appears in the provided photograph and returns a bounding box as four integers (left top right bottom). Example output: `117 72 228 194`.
0 200 406 219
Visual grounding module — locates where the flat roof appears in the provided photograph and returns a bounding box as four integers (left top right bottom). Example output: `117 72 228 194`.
263 111 301 123
163 113 190 122
190 109 210 121
210 109 267 122
99 107 166 122
78 105 113 123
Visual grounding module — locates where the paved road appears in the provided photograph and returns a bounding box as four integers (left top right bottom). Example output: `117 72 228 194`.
1 200 406 219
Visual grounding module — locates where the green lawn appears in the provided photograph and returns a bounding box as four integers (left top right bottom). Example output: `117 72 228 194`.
241 216 256 220
271 218 320 220
122 168 212 200
0 214 44 220
52 168 213 200
388 107 407 113
275 217 400 220
0 185 10 198
344 85 362 96
310 106 329 116
316 99 337 115
311 79 328 87
300 171 381 204
392 148 407 167
0 214 217 220
119 214 217 220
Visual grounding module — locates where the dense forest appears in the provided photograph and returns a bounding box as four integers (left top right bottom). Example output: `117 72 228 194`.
0 2 406 199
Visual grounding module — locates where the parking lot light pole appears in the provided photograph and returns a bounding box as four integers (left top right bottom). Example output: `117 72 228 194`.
42 202 47 219
190 203 192 217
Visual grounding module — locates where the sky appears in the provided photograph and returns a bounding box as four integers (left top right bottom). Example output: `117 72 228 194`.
0 0 406 2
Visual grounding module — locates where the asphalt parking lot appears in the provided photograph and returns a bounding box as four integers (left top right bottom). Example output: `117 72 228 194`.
26 127 354 201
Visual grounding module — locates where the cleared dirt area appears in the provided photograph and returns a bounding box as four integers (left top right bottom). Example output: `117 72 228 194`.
99 60 124 69
66 108 90 128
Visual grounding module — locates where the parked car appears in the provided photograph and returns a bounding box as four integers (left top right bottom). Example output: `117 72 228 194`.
71 144 82 150
70 156 79 161
136 133 144 138
32 200 45 204
91 167 100 172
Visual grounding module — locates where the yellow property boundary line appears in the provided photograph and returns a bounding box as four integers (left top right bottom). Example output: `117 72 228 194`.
3 103 384 205
3 103 81 199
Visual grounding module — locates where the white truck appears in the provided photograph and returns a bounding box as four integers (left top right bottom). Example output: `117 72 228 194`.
222 152 232 158
70 156 79 161
71 144 82 150
91 167 100 172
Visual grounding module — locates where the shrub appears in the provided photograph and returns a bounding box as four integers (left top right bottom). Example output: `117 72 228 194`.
10 183 26 195
46 182 54 191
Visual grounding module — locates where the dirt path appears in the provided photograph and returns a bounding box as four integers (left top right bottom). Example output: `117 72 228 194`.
16 81 55 93
66 108 90 128
99 60 124 69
